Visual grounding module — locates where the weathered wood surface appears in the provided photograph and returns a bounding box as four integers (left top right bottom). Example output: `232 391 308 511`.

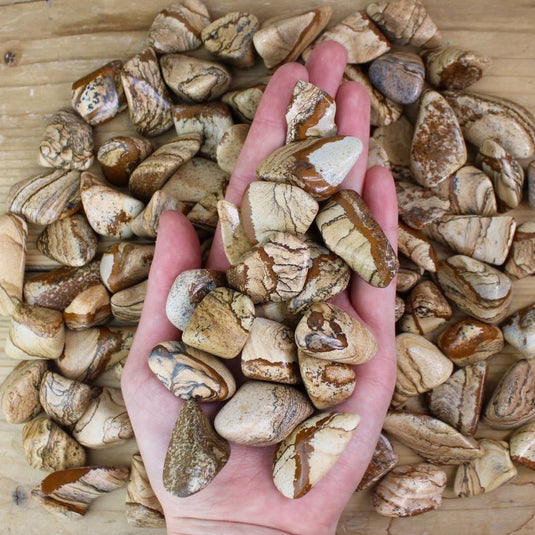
0 0 534 533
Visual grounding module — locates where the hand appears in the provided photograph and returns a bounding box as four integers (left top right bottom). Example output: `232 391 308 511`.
121 41 398 535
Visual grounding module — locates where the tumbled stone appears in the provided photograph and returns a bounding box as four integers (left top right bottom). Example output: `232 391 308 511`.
285 80 337 143
484 359 535 429
446 165 497 216
372 464 446 517
5 302 65 361
295 302 377 365
396 259 423 293
0 360 48 424
396 181 450 230
371 115 413 177
287 239 350 315
369 51 425 105
253 6 332 69
121 47 173 137
257 136 363 201
410 90 467 188
110 280 147 325
422 46 491 90
23 259 101 311
529 161 535 210
39 370 92 426
398 280 452 335
160 54 231 103
227 232 310 304
166 269 226 331
221 83 266 123
437 318 504 367
367 137 391 169
454 439 517 497
149 341 235 401
216 123 249 173
366 0 441 48
477 138 525 210
436 255 512 323
304 11 390 65
217 200 251 265
383 411 483 464
81 172 145 239
510 421 535 470
8 169 80 226
392 333 453 408
0 213 27 316
428 362 487 436
147 1 210 54
316 189 398 287
72 387 133 449
273 412 360 499
100 242 154 293
173 102 233 159
37 213 97 267
504 222 535 279
97 136 153 188
164 399 229 497
214 381 314 447
502 303 535 358
395 296 405 322
443 89 535 159
182 287 254 359
38 110 93 170
357 433 398 491
422 214 516 266
63 284 111 330
397 223 438 273
57 326 135 382
344 65 402 127
241 318 300 384
23 415 86 471
240 181 318 244
298 350 355 410
71 60 126 125
201 11 259 68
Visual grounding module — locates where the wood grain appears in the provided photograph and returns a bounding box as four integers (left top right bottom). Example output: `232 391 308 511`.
1 0 535 533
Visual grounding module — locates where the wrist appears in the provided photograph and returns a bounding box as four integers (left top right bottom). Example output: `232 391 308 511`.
165 517 296 535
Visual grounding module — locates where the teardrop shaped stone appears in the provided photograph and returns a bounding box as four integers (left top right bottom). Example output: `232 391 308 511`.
163 399 230 498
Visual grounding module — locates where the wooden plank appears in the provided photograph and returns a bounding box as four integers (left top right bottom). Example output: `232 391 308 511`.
1 0 535 533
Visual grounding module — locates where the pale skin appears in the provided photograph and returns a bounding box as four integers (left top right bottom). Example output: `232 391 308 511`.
121 41 398 535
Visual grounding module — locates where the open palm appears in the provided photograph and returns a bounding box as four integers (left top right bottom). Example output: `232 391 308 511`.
121 41 398 535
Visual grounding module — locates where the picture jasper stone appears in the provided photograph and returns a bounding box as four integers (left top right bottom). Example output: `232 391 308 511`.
163 399 230 498
241 318 300 385
502 303 535 358
148 341 235 401
182 287 255 359
221 83 266 123
369 50 425 105
217 200 251 266
257 136 363 202
295 302 378 365
285 80 337 144
316 189 398 287
121 47 173 137
216 123 249 173
71 60 126 125
447 165 497 216
436 255 512 323
504 222 535 279
357 433 398 491
410 90 467 188
214 381 314 447
63 284 112 331
272 412 360 499
227 232 310 304
110 280 147 324
510 421 535 470
397 223 438 273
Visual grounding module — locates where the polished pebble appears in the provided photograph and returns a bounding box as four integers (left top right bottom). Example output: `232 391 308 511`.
63 284 111 330
502 303 535 358
357 433 398 491
397 223 438 273
447 165 497 216
216 123 249 173
510 421 535 469
504 222 535 279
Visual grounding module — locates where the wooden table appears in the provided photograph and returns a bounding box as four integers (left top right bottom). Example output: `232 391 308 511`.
1 1 534 533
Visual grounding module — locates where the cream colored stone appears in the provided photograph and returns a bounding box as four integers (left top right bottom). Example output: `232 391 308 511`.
504 222 535 279
446 165 497 216
63 284 111 331
502 303 535 358
398 223 438 273
216 200 251 265
216 123 249 173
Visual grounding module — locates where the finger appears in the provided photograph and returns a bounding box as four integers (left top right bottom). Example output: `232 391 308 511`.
335 81 371 193
305 40 347 97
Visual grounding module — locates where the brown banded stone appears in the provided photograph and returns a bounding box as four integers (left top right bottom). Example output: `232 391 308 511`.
529 161 535 210
221 83 266 123
121 47 173 137
446 165 497 216
182 287 254 359
502 303 535 358
272 412 360 499
357 433 398 491
371 115 413 177
295 302 377 365
397 223 438 273
216 123 249 173
217 200 251 265
510 421 535 470
63 284 111 330
396 259 423 293
316 189 398 288
257 136 363 201
71 60 126 125
227 232 310 304
504 222 535 279
110 280 147 324
214 381 314 447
